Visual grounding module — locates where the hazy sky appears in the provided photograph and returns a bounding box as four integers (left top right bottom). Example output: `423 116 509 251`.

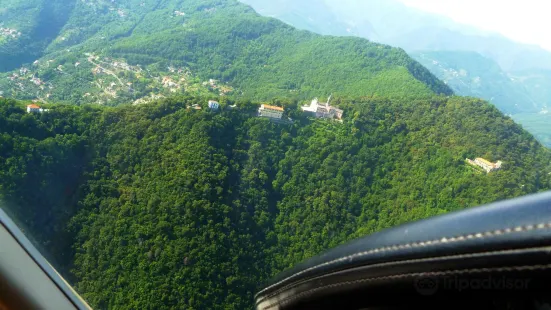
399 0 551 51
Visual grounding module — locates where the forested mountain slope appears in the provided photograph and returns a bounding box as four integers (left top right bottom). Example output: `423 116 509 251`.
1 96 550 309
239 0 551 147
0 0 75 71
0 0 451 105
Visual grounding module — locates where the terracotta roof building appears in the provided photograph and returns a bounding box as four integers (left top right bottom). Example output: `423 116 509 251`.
258 104 284 119
26 104 41 113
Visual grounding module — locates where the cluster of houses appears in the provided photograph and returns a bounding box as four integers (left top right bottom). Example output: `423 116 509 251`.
195 96 342 122
466 158 503 173
0 27 21 39
256 97 343 121
204 79 233 96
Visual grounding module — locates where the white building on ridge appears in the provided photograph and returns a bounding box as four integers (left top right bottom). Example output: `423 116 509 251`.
466 157 503 173
258 104 284 119
302 97 343 120
27 104 49 113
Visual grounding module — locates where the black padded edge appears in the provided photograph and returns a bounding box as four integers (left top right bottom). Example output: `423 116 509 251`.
255 191 551 308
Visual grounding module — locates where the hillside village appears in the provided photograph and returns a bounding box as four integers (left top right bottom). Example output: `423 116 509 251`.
0 27 21 39
1 53 232 105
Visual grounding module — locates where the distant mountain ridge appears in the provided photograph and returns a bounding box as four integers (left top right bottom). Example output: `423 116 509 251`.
242 0 551 72
412 51 541 114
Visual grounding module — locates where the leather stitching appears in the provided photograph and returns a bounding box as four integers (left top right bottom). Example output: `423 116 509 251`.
260 264 551 310
256 246 551 305
255 222 551 298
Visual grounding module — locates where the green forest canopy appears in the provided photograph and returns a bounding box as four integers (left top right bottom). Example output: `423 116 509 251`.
1 95 549 309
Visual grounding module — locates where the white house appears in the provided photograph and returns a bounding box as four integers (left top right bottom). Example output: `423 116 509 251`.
26 104 41 113
302 97 343 120
258 104 284 119
208 100 220 110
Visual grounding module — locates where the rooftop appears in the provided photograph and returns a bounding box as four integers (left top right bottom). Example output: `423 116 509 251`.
261 104 284 112
27 104 40 109
475 158 495 166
